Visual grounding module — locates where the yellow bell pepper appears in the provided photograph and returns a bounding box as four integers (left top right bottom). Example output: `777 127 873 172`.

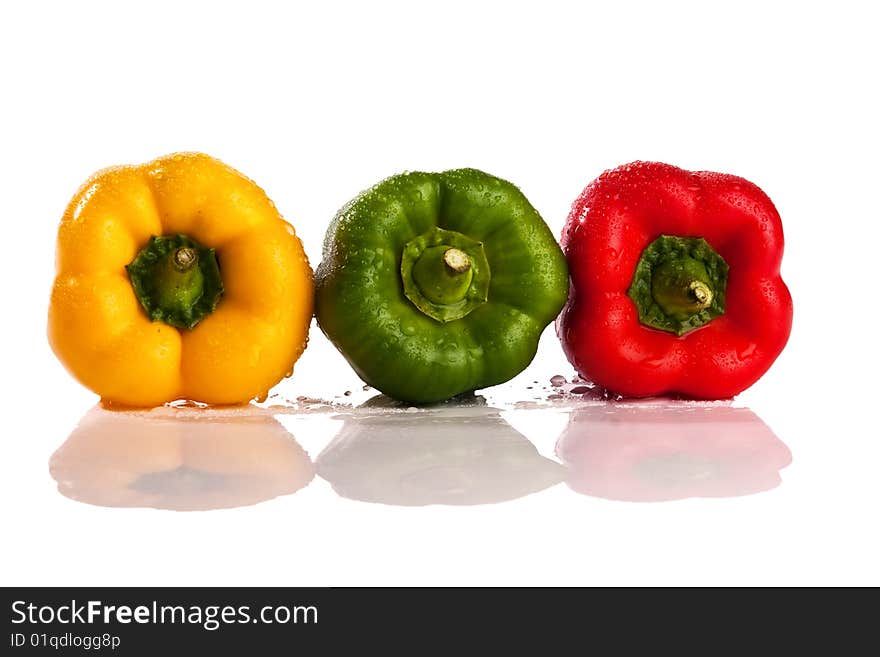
48 152 313 407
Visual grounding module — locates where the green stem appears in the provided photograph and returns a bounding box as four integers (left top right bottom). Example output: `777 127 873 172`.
126 234 224 330
153 246 204 314
650 256 714 320
400 227 490 323
412 246 474 305
627 235 728 336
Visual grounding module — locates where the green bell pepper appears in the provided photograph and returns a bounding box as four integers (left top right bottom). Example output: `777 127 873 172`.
315 169 569 403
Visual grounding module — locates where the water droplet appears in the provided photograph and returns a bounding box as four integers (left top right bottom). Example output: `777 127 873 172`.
550 375 566 386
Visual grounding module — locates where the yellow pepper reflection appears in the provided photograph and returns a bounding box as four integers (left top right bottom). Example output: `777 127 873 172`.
50 407 314 511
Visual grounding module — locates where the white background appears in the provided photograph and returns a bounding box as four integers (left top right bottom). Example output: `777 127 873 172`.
1 1 878 585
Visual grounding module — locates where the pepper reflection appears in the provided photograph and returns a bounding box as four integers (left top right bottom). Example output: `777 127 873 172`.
317 397 564 506
558 403 791 502
50 407 314 511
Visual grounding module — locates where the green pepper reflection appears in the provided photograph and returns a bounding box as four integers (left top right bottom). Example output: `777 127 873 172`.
317 396 564 506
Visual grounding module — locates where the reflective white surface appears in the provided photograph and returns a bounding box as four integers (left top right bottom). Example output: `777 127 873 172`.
49 397 791 512
16 352 874 586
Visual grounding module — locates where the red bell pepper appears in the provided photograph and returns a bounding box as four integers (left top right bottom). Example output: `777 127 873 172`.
557 161 792 398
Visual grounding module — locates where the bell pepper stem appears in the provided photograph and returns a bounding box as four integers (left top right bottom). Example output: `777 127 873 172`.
628 235 728 336
126 234 224 330
443 248 471 274
173 246 198 271
154 246 204 313
689 281 713 307
400 226 490 323
412 245 475 306
651 256 715 319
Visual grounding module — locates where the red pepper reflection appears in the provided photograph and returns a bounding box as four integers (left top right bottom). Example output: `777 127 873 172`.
557 403 791 502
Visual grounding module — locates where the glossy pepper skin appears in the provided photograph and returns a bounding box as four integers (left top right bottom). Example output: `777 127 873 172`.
315 169 569 403
49 153 313 407
558 161 792 398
